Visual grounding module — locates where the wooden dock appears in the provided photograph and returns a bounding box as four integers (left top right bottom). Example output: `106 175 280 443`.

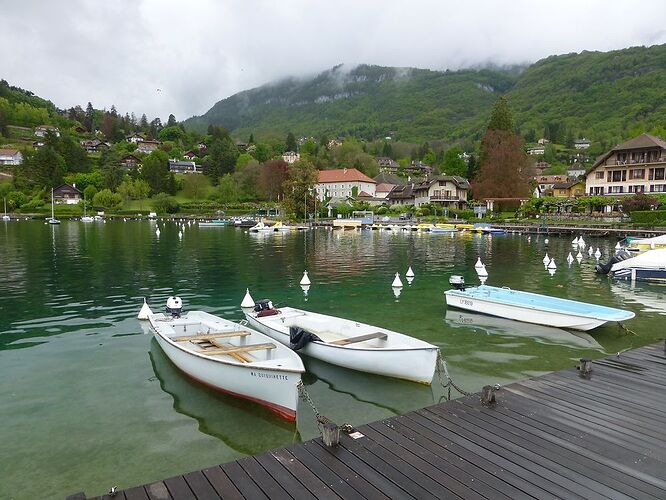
74 341 666 499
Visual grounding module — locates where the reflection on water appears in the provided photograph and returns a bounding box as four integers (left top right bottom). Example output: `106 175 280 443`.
445 309 605 351
149 338 299 455
0 221 664 498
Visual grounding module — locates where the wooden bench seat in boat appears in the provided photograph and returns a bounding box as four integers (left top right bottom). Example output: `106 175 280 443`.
329 332 388 346
174 331 251 342
197 342 277 357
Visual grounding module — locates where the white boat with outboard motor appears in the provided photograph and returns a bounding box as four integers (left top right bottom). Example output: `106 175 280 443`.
243 299 439 384
598 248 666 283
444 276 635 331
142 296 305 421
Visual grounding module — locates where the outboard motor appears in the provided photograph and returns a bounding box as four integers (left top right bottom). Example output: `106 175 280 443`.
449 275 465 291
596 249 632 275
254 299 279 317
165 296 183 318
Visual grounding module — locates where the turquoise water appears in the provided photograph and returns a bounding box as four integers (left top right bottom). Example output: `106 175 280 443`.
1 221 664 499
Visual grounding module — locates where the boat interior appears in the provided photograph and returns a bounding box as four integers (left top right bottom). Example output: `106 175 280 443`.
272 310 394 348
162 318 281 364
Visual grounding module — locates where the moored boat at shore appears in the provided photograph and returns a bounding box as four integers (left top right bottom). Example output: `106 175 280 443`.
444 276 634 331
243 300 439 384
144 297 305 421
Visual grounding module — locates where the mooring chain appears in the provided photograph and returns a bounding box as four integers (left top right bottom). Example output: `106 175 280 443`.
618 322 637 336
436 351 475 398
296 380 355 436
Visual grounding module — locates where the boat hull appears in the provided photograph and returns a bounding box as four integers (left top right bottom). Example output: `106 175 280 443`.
612 267 666 283
151 322 300 421
444 289 627 331
245 315 438 384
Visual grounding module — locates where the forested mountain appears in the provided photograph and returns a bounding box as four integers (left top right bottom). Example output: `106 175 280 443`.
185 44 666 147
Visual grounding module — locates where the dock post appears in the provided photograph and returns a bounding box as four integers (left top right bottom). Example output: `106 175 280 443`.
481 385 496 405
578 358 592 377
321 421 340 447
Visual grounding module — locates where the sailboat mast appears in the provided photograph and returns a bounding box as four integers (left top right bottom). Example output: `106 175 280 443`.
52 188 55 219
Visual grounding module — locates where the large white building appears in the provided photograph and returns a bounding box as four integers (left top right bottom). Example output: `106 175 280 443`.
316 168 376 201
585 134 666 195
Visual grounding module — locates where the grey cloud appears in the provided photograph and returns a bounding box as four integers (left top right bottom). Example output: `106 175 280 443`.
1 0 665 122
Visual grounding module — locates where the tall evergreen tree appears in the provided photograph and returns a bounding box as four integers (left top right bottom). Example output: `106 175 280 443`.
85 102 95 132
486 97 514 132
285 132 297 152
167 114 177 127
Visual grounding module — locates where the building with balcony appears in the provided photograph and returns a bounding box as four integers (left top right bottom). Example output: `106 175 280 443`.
585 134 666 196
412 175 470 209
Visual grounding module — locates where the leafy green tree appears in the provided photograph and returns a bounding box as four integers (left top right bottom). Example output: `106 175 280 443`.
487 97 514 132
300 139 318 157
252 143 272 163
213 174 240 203
92 189 122 210
381 141 393 157
19 146 66 188
158 125 185 142
442 147 467 176
99 149 125 190
203 135 238 183
235 153 254 169
258 159 289 201
234 159 261 199
141 150 173 194
83 184 98 202
281 159 319 220
167 114 177 127
58 135 90 173
285 132 297 152
182 173 209 200
152 192 180 214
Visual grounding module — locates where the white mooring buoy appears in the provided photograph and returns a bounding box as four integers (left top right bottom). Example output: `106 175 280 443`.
474 257 484 270
300 270 311 286
406 266 415 278
241 288 254 308
548 258 557 270
544 238 549 245
595 247 601 259
392 272 403 288
542 253 550 265
137 298 153 320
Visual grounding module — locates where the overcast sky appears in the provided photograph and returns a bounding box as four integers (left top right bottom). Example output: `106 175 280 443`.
2 0 665 122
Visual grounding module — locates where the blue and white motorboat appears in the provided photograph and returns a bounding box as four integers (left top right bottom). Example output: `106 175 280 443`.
607 248 666 283
444 276 635 331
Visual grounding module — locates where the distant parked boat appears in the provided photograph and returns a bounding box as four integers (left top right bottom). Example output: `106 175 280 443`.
444 276 634 331
144 297 304 421
244 300 439 384
429 226 458 234
199 219 231 227
47 187 60 225
624 234 666 252
2 197 10 221
80 193 94 222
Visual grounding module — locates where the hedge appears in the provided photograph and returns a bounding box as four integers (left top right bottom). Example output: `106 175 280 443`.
630 210 666 225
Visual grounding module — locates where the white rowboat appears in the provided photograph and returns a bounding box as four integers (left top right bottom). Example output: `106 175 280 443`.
146 299 304 421
244 302 439 384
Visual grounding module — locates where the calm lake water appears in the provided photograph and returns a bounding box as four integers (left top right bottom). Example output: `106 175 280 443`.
1 220 665 498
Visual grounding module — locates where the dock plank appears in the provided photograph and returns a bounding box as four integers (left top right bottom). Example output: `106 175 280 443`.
82 341 666 500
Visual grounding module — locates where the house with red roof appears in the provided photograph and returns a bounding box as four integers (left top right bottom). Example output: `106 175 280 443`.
315 168 376 201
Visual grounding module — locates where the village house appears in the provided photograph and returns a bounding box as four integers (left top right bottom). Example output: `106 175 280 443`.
574 138 591 150
376 156 400 174
126 133 145 144
585 134 666 196
528 145 546 155
315 168 376 201
196 141 207 151
327 138 343 149
537 138 550 145
534 174 569 194
0 148 23 166
120 154 141 171
552 179 586 198
53 184 82 204
34 125 60 138
136 140 161 154
183 150 198 160
33 140 45 148
80 138 110 153
387 183 416 205
412 175 470 209
567 163 587 179
282 151 300 164
534 161 550 175
408 160 433 176
168 159 201 174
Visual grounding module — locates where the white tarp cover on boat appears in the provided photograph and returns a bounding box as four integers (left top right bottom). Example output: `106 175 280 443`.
611 248 666 272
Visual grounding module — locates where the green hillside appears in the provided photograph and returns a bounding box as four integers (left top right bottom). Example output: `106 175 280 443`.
185 44 666 146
